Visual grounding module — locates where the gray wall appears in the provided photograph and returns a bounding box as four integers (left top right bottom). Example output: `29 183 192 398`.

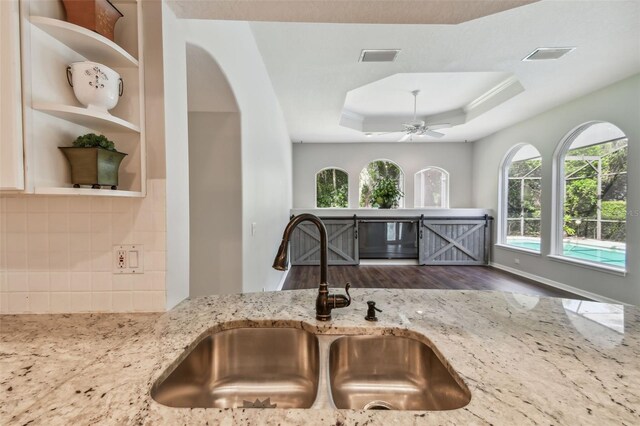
292 142 474 209
188 112 242 296
186 43 243 297
472 74 640 305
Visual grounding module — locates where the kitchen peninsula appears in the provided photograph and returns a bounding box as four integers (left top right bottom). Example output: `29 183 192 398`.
1 289 638 425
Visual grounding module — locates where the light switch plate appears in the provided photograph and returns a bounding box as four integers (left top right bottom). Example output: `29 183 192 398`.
113 245 144 274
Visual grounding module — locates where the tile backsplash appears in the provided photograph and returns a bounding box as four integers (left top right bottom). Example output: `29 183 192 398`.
0 179 166 314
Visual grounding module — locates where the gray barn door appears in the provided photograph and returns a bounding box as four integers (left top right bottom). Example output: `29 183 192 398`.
419 218 491 265
290 219 359 265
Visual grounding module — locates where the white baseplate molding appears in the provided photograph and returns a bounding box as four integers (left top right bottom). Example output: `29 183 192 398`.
490 262 626 305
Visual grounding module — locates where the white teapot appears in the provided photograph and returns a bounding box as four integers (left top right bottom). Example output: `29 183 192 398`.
66 61 123 113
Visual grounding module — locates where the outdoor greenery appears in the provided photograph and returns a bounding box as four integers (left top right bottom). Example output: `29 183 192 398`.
507 157 542 237
563 139 627 241
370 177 404 208
316 168 348 208
72 133 116 151
506 138 628 243
359 160 403 208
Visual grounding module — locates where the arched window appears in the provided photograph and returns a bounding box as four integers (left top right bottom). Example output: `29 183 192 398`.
552 122 627 270
414 167 449 208
316 168 349 208
359 160 404 208
498 144 542 251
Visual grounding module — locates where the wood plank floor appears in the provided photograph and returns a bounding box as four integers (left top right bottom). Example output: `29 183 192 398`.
282 265 587 299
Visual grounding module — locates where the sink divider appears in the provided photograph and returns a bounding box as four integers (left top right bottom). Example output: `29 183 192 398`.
310 335 341 409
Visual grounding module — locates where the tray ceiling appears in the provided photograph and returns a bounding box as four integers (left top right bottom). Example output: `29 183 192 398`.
248 0 639 143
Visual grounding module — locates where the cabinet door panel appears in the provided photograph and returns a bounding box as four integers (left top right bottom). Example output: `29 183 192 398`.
291 219 358 265
419 218 491 265
0 0 25 190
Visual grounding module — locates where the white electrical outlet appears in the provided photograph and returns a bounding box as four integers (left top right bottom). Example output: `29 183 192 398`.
113 245 144 274
116 250 127 269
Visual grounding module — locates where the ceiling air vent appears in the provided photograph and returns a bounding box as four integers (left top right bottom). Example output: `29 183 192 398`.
359 49 400 63
522 47 576 61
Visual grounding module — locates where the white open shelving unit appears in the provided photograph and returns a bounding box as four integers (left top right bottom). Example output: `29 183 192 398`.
19 0 146 197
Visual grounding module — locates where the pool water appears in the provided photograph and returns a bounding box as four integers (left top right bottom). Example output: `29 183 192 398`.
505 239 626 268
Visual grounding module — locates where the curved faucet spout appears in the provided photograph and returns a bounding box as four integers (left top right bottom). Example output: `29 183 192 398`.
272 214 328 284
272 214 350 321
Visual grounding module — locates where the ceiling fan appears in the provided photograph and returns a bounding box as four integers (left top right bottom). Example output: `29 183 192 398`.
378 90 451 141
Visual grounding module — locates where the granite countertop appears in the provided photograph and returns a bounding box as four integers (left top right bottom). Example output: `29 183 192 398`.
1 289 639 425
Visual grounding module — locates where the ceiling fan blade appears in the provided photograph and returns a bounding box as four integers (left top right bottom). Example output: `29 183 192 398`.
398 133 411 142
423 129 445 138
426 123 452 130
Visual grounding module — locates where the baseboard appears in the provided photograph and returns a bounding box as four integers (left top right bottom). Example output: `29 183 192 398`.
276 267 290 291
490 262 625 305
359 259 419 266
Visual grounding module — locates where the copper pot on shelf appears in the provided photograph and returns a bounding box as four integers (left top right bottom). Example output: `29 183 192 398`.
62 0 123 42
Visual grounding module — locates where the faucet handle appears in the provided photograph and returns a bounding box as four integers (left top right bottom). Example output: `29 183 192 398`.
344 282 351 304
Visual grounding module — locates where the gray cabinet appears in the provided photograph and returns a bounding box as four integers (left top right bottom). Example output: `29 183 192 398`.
289 215 492 266
290 219 359 265
419 217 492 265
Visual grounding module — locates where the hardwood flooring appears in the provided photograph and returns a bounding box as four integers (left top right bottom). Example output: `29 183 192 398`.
282 265 587 299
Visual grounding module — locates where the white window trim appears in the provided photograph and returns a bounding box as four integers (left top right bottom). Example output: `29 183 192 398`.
550 120 628 273
494 242 542 256
497 143 541 251
547 254 627 276
314 167 349 209
414 167 450 208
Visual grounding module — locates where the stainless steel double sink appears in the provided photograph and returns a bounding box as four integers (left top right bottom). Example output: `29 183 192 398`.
151 327 471 411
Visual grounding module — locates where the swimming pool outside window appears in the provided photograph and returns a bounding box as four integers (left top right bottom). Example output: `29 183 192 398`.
499 144 542 252
552 122 628 270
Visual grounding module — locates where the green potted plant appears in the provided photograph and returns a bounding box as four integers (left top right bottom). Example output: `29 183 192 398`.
370 177 404 209
59 133 127 190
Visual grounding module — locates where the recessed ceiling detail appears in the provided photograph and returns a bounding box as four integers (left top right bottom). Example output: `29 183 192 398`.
339 72 525 135
248 0 640 143
522 47 576 61
359 49 400 63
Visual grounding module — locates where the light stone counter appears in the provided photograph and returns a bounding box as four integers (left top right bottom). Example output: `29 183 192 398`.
1 289 639 425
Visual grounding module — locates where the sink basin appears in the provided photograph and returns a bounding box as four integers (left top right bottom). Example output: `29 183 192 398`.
151 328 320 409
328 335 471 411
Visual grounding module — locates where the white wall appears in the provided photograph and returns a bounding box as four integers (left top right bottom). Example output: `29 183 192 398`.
161 18 292 297
292 142 474 209
472 74 640 305
184 21 292 294
161 3 189 309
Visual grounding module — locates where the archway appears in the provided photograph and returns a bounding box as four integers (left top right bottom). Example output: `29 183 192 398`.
186 44 242 296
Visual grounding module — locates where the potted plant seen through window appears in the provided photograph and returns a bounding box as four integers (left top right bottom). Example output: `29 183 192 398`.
59 133 127 190
370 177 403 209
